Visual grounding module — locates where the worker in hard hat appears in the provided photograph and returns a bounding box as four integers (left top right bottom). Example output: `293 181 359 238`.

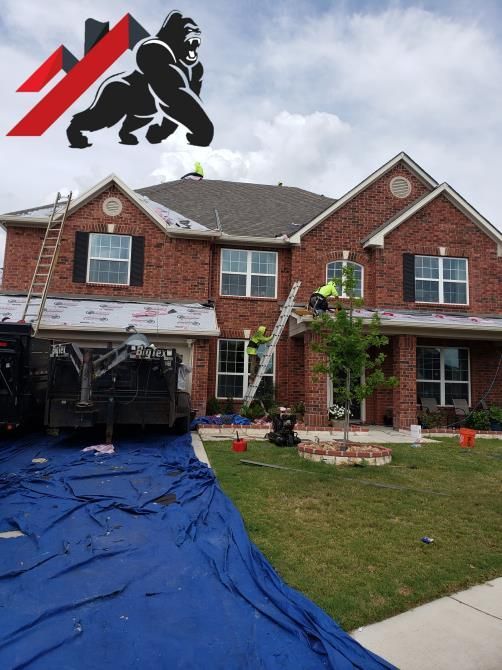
246 326 273 380
308 279 339 316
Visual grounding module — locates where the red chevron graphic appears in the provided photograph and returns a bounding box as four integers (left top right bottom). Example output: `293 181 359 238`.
8 13 147 137
17 45 78 92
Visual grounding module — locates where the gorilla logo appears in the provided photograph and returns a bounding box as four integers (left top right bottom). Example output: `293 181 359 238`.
66 10 214 148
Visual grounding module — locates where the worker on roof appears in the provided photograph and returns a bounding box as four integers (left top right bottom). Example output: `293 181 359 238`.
308 279 339 317
246 326 273 381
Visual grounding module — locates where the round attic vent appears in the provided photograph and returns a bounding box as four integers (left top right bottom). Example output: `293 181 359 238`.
390 176 412 199
102 197 123 217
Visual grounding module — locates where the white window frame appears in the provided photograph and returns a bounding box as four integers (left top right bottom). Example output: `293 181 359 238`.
416 346 470 406
326 260 364 298
220 249 278 299
87 233 132 286
216 338 275 399
415 255 469 305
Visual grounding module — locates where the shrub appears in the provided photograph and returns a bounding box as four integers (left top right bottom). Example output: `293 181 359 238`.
465 410 490 430
488 406 502 423
223 397 235 415
206 396 221 416
418 410 443 429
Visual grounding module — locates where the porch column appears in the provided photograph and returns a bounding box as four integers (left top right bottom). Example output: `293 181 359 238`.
392 334 417 429
303 331 329 427
190 339 209 417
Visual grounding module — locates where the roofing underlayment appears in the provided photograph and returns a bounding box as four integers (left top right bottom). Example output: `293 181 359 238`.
292 307 502 335
9 196 210 232
0 296 219 336
0 432 395 669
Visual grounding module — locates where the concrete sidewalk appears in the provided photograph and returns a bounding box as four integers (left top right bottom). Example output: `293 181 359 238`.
197 425 439 444
352 578 502 670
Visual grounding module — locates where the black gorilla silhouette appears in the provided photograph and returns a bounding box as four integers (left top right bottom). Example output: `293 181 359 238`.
66 10 213 148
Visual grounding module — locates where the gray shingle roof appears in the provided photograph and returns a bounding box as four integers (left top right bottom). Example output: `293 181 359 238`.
4 178 336 239
136 179 336 237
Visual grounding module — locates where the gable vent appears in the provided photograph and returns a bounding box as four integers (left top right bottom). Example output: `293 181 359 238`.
390 176 412 199
102 197 123 217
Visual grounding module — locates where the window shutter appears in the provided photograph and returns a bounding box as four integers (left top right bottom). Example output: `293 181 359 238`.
403 253 415 302
72 232 89 283
130 236 145 286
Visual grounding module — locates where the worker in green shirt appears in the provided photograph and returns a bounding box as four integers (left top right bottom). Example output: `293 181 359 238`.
308 279 339 316
246 326 273 380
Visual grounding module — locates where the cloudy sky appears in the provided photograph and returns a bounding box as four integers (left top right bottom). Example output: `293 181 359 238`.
1 0 502 262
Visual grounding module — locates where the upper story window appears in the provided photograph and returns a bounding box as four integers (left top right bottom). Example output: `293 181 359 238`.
415 255 468 304
326 260 363 298
87 233 131 285
220 249 277 298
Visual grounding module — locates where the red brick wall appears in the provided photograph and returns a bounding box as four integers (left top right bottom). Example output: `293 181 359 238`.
392 334 418 429
379 195 502 312
3 186 212 300
292 163 433 306
191 339 209 416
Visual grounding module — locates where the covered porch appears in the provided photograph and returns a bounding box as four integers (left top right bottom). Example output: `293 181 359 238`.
289 308 502 429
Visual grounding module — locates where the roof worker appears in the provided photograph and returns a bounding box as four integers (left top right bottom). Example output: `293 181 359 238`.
308 279 339 317
246 326 273 381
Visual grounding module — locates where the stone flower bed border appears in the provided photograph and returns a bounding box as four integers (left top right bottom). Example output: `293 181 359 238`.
298 443 392 466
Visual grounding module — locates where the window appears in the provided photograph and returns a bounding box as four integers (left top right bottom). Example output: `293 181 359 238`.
415 256 468 304
87 234 131 285
220 249 277 298
417 347 470 405
217 339 274 398
326 261 363 298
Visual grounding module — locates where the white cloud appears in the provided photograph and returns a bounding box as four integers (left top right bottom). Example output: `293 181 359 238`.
0 0 501 259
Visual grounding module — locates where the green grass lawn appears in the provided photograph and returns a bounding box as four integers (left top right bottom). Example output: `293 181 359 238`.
204 436 502 630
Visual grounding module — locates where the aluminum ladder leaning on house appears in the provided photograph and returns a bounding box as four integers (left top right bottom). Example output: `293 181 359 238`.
21 192 72 335
242 280 301 407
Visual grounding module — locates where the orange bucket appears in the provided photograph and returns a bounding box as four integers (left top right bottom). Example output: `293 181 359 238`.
459 427 476 448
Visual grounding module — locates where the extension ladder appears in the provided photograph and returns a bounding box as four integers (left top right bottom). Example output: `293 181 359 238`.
242 281 301 407
21 192 72 335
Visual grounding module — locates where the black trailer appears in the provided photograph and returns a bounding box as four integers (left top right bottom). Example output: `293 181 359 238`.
45 334 191 441
0 323 32 430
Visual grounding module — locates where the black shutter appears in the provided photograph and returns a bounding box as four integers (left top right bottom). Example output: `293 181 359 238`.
73 232 89 283
403 253 415 302
130 236 145 286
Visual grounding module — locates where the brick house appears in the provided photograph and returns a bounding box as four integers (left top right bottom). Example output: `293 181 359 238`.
1 152 502 428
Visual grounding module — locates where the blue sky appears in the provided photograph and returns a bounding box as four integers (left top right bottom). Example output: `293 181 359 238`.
0 0 501 253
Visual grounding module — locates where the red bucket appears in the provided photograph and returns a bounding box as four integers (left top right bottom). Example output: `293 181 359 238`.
232 438 247 452
459 427 476 448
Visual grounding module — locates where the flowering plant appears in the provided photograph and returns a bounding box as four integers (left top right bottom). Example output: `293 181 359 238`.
328 404 351 420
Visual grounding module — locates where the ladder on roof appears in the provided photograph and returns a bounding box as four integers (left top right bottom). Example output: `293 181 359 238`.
21 192 72 335
242 281 301 407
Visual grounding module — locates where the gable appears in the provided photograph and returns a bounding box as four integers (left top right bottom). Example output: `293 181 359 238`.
289 152 438 243
363 183 502 256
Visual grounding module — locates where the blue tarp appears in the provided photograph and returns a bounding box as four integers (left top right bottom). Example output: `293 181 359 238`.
190 414 252 427
0 432 395 669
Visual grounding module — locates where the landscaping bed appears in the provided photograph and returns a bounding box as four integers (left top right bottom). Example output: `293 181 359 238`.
298 442 392 465
204 437 502 630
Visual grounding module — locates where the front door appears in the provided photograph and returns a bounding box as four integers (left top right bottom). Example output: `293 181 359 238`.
330 372 364 423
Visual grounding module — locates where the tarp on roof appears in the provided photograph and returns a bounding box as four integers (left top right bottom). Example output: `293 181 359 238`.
0 295 219 335
0 432 395 669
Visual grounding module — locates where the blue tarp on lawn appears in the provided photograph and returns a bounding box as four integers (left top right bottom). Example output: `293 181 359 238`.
0 432 395 669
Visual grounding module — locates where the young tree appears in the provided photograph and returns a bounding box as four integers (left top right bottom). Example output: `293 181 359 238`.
309 264 398 447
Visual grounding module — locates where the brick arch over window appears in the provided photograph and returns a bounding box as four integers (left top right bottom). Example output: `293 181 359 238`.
326 260 364 298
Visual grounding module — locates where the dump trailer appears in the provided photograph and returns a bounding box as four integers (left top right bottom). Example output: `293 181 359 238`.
0 323 32 430
45 334 191 441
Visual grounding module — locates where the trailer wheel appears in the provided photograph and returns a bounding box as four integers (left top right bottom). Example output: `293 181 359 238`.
174 414 190 435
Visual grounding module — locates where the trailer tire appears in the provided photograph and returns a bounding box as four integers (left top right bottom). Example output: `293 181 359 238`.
174 414 190 435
